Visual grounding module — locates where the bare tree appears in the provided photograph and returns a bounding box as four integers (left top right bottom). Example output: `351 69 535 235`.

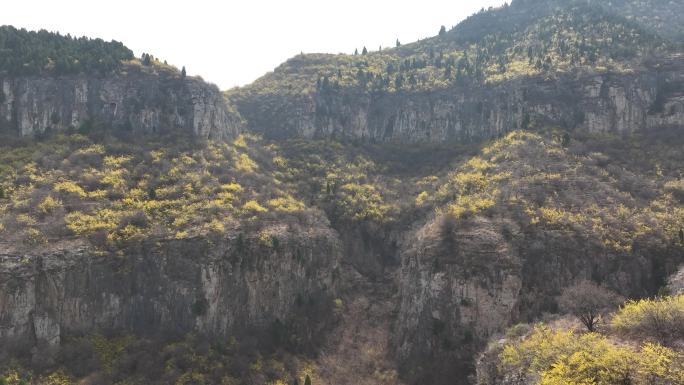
558 280 621 332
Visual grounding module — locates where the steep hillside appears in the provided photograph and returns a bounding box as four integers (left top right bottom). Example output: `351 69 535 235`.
2 130 684 384
0 132 341 384
229 0 683 142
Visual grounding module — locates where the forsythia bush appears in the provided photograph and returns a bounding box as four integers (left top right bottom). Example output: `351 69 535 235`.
500 326 684 385
611 295 684 343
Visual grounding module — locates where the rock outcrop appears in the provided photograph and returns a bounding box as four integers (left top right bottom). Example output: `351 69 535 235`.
0 228 340 354
0 65 241 140
233 56 684 143
393 203 679 384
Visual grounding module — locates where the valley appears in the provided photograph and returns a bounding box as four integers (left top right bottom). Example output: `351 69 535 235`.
1 1 683 384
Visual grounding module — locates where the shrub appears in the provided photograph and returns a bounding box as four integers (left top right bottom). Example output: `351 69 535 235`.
338 183 392 222
235 153 258 173
53 181 87 198
500 326 684 385
267 197 305 213
38 371 72 385
23 228 46 245
243 200 268 214
611 295 684 344
65 210 120 235
37 196 62 215
415 191 430 206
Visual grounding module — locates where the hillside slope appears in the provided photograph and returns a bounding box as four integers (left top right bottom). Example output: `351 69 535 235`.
4 128 683 385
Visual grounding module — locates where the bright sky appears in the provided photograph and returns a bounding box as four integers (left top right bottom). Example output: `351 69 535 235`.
1 0 507 89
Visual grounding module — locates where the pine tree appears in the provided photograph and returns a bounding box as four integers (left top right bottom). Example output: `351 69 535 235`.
561 132 571 147
354 48 358 55
395 74 404 89
304 375 312 385
439 25 447 36
181 66 186 78
396 39 401 47
362 46 368 55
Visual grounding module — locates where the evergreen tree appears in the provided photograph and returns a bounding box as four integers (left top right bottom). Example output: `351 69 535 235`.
396 39 401 47
354 48 358 55
362 46 368 55
386 62 395 74
439 25 447 36
395 74 404 89
561 132 571 147
181 66 186 78
356 69 365 84
304 375 312 385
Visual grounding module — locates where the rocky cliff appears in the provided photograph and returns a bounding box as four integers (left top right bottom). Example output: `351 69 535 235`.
232 56 684 143
0 64 241 140
0 228 340 360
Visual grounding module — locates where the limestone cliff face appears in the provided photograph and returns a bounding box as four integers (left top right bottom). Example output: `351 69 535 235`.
0 229 340 352
0 65 241 140
233 57 683 142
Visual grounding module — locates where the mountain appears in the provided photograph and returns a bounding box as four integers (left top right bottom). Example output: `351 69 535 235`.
1 1 684 385
229 0 683 142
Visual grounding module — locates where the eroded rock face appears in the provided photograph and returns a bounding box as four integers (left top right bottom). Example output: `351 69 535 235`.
392 209 677 384
0 229 340 352
393 217 522 384
0 66 241 140
234 57 684 142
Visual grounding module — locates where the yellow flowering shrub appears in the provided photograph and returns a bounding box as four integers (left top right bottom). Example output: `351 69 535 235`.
54 180 88 198
267 196 305 213
611 295 684 342
243 200 268 213
38 196 62 215
501 325 684 385
235 153 258 173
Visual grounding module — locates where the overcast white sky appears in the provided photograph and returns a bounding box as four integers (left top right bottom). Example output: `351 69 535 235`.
1 0 507 89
